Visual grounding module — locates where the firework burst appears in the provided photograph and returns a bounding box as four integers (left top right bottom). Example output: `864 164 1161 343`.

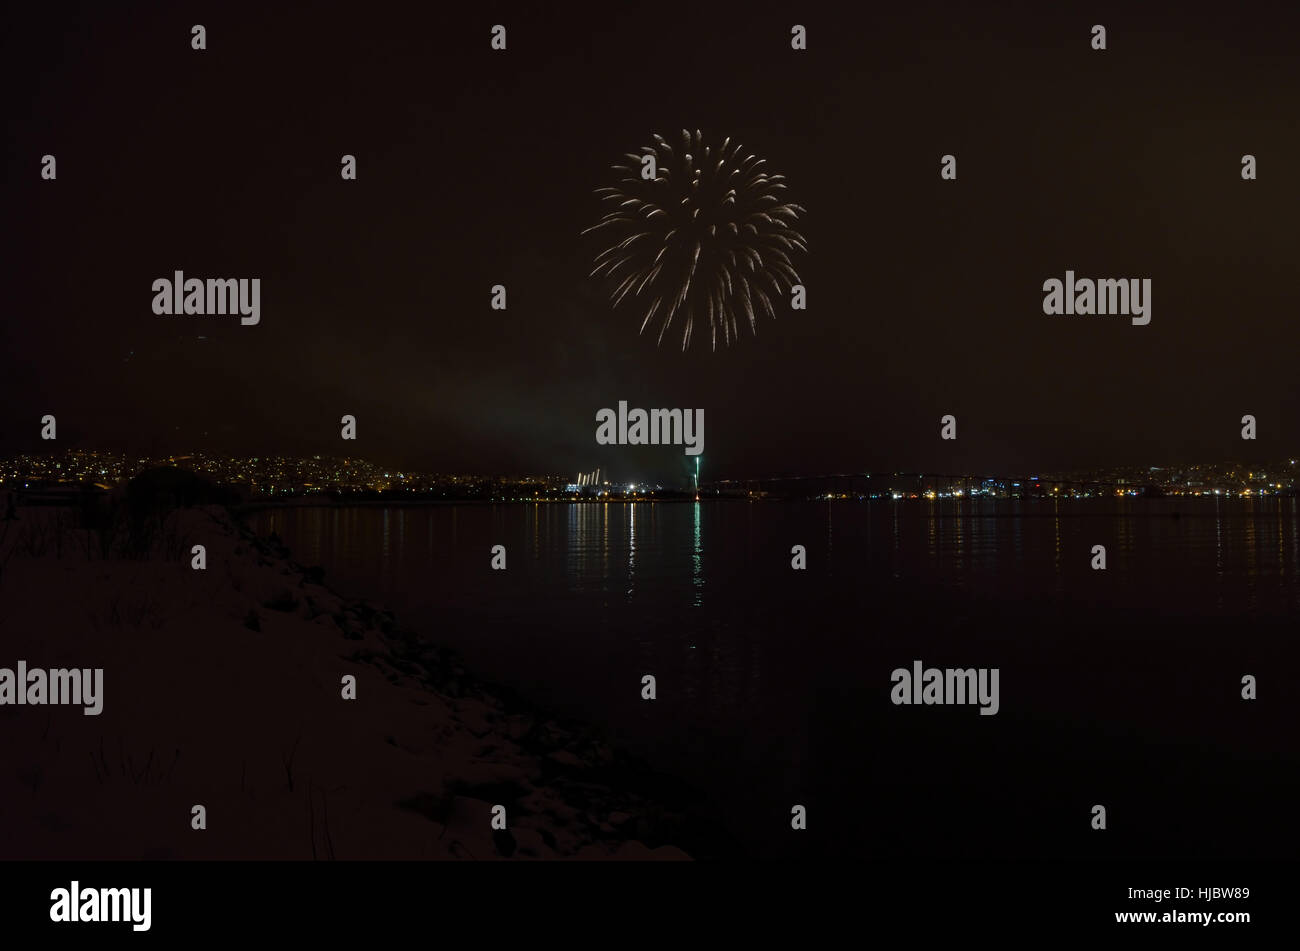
582 130 807 352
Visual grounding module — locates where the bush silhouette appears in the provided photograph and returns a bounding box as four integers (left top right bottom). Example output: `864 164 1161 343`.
125 467 237 518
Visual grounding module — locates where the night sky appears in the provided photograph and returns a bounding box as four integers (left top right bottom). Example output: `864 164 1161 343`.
5 1 1299 483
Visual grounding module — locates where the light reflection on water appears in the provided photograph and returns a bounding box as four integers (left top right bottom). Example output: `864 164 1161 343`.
253 498 1300 632
249 497 1300 762
249 498 1300 856
692 500 703 608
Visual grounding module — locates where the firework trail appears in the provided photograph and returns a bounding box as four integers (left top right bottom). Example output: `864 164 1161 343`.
582 130 807 352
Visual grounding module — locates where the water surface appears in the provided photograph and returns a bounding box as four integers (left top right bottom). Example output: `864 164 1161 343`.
248 499 1300 858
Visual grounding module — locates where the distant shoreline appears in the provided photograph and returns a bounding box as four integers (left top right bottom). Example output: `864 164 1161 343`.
230 495 1297 518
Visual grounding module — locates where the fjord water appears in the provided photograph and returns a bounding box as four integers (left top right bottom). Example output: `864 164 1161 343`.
248 499 1300 859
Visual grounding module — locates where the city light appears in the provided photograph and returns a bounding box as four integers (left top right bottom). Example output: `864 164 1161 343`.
1 451 1296 502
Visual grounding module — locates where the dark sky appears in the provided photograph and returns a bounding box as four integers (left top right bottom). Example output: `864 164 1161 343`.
4 1 1299 482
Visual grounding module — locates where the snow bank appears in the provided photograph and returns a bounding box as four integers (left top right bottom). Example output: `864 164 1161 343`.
0 504 689 860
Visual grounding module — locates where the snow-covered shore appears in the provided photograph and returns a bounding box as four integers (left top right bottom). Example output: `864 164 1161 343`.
0 503 689 860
